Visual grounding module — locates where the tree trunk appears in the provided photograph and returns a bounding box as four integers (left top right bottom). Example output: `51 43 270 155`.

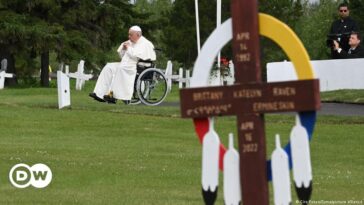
40 51 50 87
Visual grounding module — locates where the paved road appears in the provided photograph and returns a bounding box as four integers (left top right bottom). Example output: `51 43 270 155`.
161 102 364 116
318 102 364 116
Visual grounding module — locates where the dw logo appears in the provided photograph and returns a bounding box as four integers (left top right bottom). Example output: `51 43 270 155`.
9 163 52 188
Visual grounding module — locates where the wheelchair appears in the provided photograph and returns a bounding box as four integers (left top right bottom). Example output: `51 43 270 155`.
130 59 168 106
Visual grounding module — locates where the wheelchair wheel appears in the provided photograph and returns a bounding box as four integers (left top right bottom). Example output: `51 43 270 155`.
130 73 142 105
136 68 168 106
130 90 141 105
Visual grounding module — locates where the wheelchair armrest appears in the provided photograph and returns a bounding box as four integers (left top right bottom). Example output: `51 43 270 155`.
137 59 155 69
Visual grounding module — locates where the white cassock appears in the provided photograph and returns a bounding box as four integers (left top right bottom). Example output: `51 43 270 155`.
93 36 156 100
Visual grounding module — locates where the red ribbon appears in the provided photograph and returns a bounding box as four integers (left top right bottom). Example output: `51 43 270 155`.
193 118 227 171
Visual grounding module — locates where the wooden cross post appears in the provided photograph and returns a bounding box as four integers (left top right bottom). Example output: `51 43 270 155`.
231 0 267 204
180 0 320 204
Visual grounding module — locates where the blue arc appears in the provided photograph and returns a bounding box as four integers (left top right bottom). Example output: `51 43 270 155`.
267 111 316 181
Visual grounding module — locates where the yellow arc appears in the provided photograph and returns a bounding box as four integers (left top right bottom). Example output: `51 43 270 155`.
259 13 314 80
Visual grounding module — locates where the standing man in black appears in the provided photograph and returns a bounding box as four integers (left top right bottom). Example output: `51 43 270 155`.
333 32 364 59
329 3 359 58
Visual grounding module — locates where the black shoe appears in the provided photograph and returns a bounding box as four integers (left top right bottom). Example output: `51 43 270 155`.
122 100 130 105
103 95 117 104
89 93 106 102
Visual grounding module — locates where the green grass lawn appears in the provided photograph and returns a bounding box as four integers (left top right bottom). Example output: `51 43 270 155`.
0 81 363 204
321 89 364 104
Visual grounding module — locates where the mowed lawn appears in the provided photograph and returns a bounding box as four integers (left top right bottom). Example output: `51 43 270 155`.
0 81 363 204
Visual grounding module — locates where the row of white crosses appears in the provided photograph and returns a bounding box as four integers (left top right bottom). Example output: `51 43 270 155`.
0 58 90 109
163 60 191 91
202 115 312 205
57 60 93 109
0 59 15 90
0 58 91 92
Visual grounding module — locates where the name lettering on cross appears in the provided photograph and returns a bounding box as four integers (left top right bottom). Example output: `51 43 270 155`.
181 80 320 118
180 0 320 204
234 88 262 98
193 91 224 101
273 87 296 96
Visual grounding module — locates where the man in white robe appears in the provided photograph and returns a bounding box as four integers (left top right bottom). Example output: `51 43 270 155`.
89 25 156 104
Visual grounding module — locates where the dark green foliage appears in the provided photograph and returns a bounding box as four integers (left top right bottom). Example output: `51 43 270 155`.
132 0 173 68
260 0 304 27
0 0 133 86
161 0 306 71
133 0 174 39
258 0 306 80
349 0 364 34
162 0 199 69
160 0 360 73
1 0 362 87
295 1 337 60
296 0 363 60
162 0 230 69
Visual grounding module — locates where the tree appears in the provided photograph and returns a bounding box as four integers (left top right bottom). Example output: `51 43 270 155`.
349 0 364 34
132 0 173 67
0 1 66 86
295 0 338 60
0 0 133 87
259 0 307 79
162 0 230 69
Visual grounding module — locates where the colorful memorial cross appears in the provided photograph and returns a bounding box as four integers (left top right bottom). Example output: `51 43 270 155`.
179 0 320 204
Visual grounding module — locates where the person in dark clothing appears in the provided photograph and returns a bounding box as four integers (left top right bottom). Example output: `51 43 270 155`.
329 3 359 58
333 32 364 59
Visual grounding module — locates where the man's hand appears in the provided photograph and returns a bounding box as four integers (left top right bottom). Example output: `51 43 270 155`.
122 41 130 50
333 40 340 50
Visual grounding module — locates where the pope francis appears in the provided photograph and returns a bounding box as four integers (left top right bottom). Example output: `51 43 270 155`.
89 25 156 104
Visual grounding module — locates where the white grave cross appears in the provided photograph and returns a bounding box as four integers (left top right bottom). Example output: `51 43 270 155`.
0 59 15 90
68 60 93 90
57 63 71 109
